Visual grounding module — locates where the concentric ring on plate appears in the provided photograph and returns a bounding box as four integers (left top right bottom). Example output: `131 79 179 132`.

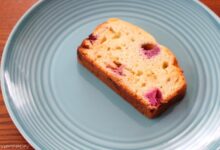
1 0 220 149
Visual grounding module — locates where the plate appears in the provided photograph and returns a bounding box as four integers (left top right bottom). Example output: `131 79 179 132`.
1 0 220 149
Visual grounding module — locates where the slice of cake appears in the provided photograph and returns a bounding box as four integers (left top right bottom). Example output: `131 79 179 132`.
77 18 186 118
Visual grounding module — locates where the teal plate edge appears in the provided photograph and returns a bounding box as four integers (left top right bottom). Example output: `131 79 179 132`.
0 0 219 149
1 1 43 149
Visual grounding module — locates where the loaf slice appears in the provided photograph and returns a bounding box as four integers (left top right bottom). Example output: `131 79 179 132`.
77 18 186 118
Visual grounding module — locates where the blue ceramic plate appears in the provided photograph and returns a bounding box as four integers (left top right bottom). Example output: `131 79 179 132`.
1 0 220 149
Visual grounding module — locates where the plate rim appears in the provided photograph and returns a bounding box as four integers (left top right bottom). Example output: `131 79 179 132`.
0 0 219 149
0 1 43 149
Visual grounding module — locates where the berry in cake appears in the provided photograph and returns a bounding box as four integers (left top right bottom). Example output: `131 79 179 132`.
77 18 186 118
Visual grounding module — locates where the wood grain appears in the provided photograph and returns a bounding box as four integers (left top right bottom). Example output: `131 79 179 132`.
0 0 219 149
0 1 37 149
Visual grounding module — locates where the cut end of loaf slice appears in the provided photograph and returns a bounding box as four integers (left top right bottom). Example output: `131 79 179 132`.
77 18 187 118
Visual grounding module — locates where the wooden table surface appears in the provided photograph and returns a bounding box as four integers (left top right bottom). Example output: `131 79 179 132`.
0 0 219 149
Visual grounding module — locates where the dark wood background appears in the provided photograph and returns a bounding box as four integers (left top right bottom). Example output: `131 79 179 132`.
0 0 219 149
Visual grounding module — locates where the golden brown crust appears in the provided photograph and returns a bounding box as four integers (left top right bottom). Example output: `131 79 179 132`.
77 46 186 118
76 18 187 118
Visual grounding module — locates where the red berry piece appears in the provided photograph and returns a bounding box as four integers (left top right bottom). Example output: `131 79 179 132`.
145 88 162 106
88 34 97 44
141 43 160 58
